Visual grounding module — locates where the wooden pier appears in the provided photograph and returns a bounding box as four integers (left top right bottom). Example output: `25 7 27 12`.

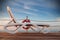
0 32 60 40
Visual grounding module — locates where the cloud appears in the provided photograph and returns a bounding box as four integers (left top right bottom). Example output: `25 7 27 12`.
0 17 10 25
23 11 37 16
10 0 58 10
56 18 60 21
9 0 57 16
41 11 54 17
26 0 58 9
23 4 39 12
8 1 22 7
0 17 10 19
0 11 10 19
8 0 37 11
24 5 30 9
1 0 59 21
0 17 9 19
14 8 37 16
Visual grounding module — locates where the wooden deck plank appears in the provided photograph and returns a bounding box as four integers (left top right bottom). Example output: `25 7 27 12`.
0 32 60 40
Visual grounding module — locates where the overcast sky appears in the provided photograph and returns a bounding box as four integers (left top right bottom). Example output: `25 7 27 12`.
0 0 60 21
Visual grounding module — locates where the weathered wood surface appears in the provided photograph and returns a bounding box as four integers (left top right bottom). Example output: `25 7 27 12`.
0 32 60 40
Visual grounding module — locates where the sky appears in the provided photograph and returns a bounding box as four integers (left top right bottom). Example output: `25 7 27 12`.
0 0 60 21
0 0 60 33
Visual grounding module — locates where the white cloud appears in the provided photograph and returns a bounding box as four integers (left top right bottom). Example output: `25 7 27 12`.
56 18 60 21
14 0 57 9
24 4 38 12
0 17 10 25
8 1 23 8
0 17 9 19
38 10 54 17
9 0 56 15
14 8 37 16
23 11 37 16
24 5 30 9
